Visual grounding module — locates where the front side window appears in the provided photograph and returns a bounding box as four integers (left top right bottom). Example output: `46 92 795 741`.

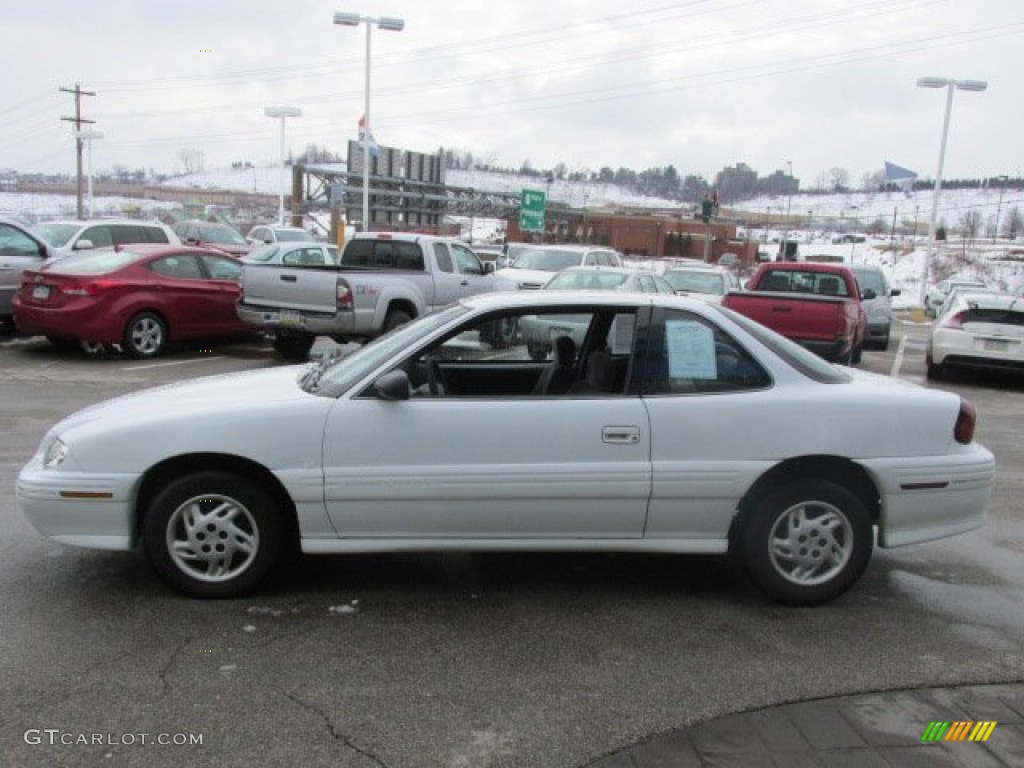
451 243 483 275
0 224 41 256
79 226 113 248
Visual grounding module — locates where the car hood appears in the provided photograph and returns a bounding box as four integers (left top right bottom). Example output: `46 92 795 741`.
494 267 557 290
45 365 332 473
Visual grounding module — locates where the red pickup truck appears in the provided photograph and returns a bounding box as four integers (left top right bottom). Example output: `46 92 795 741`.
722 262 868 363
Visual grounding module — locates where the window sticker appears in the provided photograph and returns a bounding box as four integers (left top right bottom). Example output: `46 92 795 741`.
666 319 716 379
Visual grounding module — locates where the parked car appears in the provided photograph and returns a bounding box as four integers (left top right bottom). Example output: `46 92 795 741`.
242 242 340 267
33 219 180 256
926 292 1024 380
12 244 256 358
0 216 57 331
848 264 901 349
925 278 988 318
721 262 868 363
16 291 993 604
494 244 623 290
237 232 497 360
519 266 675 358
662 265 738 303
245 224 315 246
172 220 252 258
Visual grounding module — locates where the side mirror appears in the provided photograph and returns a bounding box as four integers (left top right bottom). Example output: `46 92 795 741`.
861 289 877 300
891 288 902 296
373 369 411 401
484 261 495 274
74 239 94 250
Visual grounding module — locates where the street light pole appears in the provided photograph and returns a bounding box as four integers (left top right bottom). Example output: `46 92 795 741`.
916 76 988 304
994 174 1009 243
74 129 103 218
264 106 301 226
334 11 405 231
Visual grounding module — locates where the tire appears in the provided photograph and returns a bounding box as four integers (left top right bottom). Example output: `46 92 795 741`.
926 360 944 380
142 471 284 598
272 332 315 361
383 309 413 333
737 480 873 605
849 342 862 365
123 311 167 359
46 336 78 350
877 334 890 351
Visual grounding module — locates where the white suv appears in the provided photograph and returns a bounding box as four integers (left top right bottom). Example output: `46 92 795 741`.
33 219 180 256
494 244 623 290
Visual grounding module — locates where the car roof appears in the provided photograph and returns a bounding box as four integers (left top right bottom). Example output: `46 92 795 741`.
460 289 710 313
954 292 1023 309
555 265 636 276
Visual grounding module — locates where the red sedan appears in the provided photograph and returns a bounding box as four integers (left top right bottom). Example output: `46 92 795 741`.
13 244 258 358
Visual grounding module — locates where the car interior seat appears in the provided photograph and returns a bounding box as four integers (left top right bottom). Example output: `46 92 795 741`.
817 276 840 295
532 335 577 395
568 347 617 394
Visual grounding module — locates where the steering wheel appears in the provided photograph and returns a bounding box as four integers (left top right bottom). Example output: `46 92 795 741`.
426 358 446 396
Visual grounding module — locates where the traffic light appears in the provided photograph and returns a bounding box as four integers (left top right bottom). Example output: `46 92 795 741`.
701 200 713 223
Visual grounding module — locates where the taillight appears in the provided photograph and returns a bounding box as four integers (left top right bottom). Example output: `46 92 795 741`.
942 311 965 330
954 397 976 444
336 278 353 309
59 280 117 297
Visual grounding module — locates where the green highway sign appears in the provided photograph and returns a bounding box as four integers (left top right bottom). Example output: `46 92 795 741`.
519 188 546 232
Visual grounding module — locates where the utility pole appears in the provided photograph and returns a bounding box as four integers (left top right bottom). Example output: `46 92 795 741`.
60 84 96 219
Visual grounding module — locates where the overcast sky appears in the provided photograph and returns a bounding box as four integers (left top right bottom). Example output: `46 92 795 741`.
3 0 1022 189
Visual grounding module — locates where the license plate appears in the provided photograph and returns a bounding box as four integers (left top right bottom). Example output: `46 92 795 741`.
279 310 305 328
31 285 50 300
983 339 1009 352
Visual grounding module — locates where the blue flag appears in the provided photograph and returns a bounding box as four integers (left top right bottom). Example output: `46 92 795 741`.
884 161 917 197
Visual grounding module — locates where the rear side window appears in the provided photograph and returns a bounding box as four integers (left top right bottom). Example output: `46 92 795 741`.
639 308 771 394
343 239 424 270
79 226 113 248
148 254 203 279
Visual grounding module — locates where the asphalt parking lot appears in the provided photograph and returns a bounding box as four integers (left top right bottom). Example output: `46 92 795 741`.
1 320 1022 768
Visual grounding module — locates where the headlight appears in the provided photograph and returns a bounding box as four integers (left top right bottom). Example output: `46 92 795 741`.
43 437 69 469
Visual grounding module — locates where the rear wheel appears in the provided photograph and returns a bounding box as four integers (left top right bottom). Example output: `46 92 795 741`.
272 332 315 361
123 311 167 359
383 309 413 333
737 480 873 605
142 471 283 598
926 360 944 380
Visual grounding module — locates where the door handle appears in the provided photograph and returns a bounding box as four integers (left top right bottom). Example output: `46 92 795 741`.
770 305 792 313
281 275 297 283
602 426 640 444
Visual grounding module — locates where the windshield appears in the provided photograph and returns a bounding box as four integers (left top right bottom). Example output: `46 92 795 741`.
512 248 583 272
244 244 279 263
33 223 80 248
276 229 314 242
200 225 247 245
309 304 470 397
852 269 885 295
711 304 851 383
664 270 726 294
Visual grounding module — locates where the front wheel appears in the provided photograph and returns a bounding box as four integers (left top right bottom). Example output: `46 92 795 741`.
737 480 873 605
123 311 167 359
142 471 284 598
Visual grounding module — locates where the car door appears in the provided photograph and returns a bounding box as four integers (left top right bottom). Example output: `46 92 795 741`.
428 242 463 308
0 222 49 315
320 305 652 540
450 242 493 298
638 306 774 544
197 253 248 332
144 253 223 336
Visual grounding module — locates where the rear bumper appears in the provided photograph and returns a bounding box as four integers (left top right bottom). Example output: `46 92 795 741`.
237 302 354 336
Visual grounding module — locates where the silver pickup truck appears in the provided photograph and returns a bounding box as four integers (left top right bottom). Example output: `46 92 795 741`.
237 232 499 359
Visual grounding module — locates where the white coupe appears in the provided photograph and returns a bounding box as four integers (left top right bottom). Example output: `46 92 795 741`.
17 292 995 604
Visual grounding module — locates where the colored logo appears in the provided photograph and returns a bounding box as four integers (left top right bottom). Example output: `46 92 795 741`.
921 721 997 742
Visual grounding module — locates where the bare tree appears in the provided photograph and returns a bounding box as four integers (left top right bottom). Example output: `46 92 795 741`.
828 167 850 191
1002 206 1023 241
177 148 205 175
